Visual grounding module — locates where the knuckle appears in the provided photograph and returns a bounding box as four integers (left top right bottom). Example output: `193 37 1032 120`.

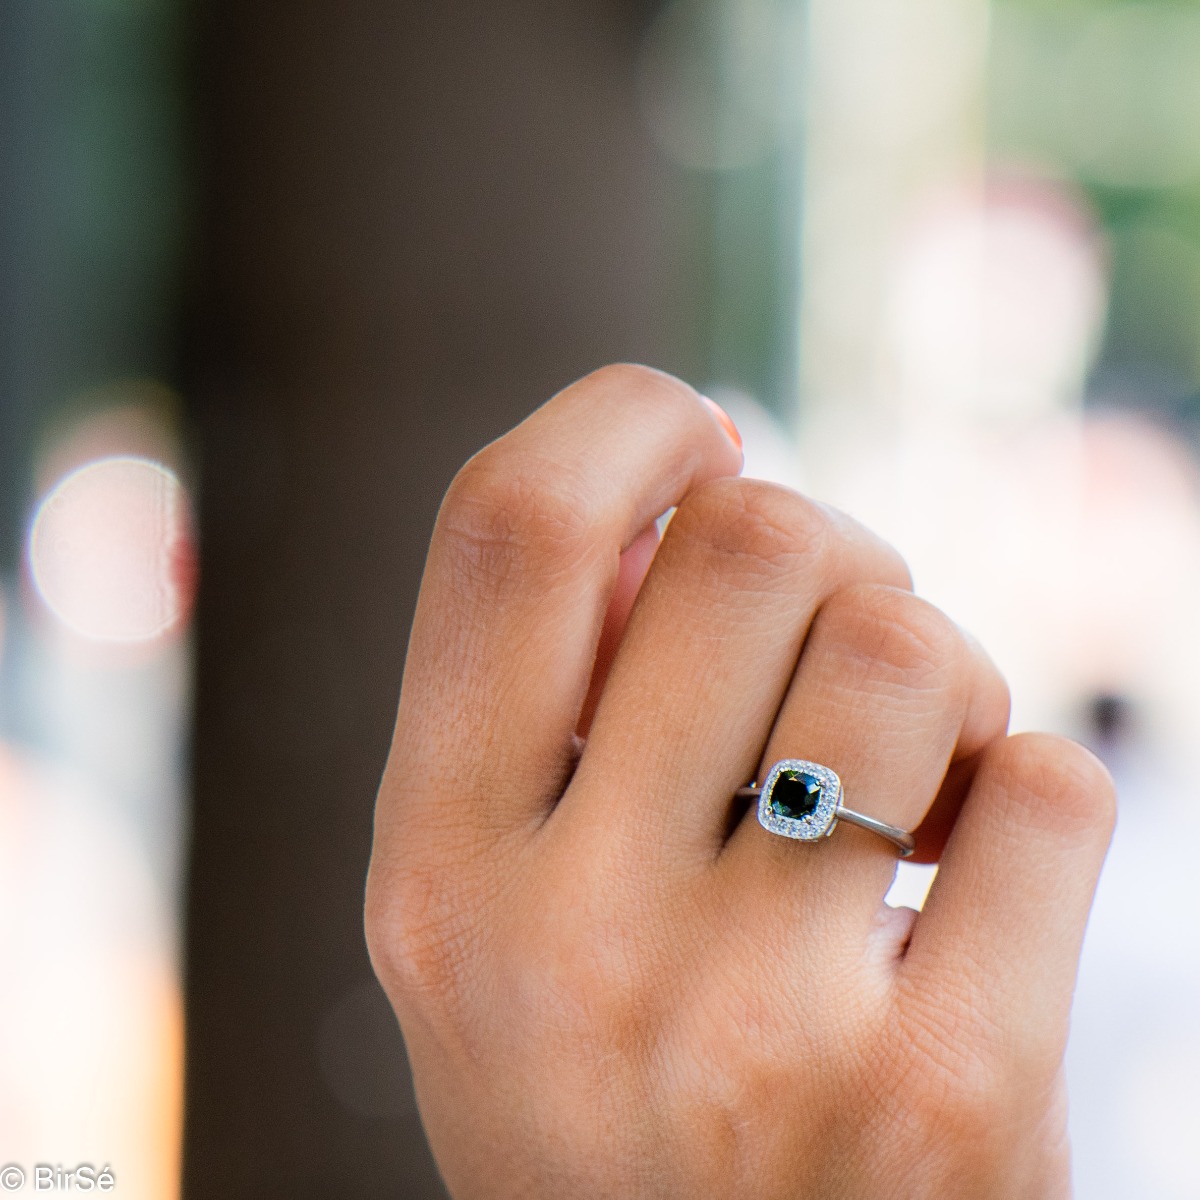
902 993 1000 1086
815 585 962 692
507 920 648 1059
364 856 477 1010
898 963 1066 1112
670 477 830 581
499 850 667 1055
435 448 596 595
577 361 696 410
820 503 914 591
987 732 1117 841
896 1017 1010 1157
911 1079 1008 1172
564 363 708 441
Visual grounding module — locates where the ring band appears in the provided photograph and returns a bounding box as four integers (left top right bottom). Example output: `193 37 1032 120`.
738 759 915 859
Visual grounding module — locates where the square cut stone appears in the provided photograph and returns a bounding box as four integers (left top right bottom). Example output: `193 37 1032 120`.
767 768 823 821
756 758 840 841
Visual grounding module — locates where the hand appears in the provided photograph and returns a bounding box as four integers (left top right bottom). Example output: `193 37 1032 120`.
366 365 1115 1199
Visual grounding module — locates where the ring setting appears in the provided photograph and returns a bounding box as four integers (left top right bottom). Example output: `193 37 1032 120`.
756 760 841 841
738 759 916 858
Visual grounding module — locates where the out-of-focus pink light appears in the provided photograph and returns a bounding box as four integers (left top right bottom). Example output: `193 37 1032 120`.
28 456 196 644
890 179 1107 418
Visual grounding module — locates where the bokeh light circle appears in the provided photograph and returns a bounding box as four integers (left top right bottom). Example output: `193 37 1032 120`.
889 181 1107 418
28 456 195 644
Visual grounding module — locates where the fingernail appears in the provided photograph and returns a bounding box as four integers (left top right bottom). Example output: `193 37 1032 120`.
701 395 742 452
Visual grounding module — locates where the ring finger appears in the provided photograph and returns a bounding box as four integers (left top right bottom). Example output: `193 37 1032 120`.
720 582 1010 939
553 479 912 867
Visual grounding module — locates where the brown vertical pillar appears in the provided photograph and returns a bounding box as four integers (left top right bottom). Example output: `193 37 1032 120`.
182 2 699 1195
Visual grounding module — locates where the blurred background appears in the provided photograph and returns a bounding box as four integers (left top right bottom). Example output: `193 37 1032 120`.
2 0 1200 1196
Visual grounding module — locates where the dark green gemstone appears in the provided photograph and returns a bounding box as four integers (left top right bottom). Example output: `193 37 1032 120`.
769 769 822 820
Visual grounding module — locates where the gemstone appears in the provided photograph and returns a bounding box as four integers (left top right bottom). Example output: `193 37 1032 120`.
768 768 823 821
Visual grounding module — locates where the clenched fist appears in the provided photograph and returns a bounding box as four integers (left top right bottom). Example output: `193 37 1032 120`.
366 365 1114 1199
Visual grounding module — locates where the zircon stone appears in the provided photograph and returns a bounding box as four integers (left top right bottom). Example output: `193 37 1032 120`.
768 768 823 821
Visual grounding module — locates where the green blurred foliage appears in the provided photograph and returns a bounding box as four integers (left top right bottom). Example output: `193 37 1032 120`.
989 0 1200 414
0 0 188 566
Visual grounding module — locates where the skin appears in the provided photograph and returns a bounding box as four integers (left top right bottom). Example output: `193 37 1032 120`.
366 364 1116 1199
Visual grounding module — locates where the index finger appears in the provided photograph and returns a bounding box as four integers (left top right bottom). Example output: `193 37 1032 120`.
375 364 743 858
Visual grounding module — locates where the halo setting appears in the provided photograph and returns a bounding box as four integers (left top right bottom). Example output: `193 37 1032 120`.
756 759 840 841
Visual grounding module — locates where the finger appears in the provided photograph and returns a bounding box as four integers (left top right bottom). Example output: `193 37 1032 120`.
906 628 1008 863
908 754 981 864
577 521 660 738
902 733 1115 1062
379 365 742 848
720 584 1010 934
560 479 912 866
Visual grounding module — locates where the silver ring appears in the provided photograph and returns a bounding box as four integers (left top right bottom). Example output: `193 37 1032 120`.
738 759 915 859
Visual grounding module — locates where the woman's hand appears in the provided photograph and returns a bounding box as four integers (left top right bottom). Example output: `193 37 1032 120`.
366 365 1114 1199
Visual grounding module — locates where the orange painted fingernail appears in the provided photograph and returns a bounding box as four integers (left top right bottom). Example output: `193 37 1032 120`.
701 395 742 451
